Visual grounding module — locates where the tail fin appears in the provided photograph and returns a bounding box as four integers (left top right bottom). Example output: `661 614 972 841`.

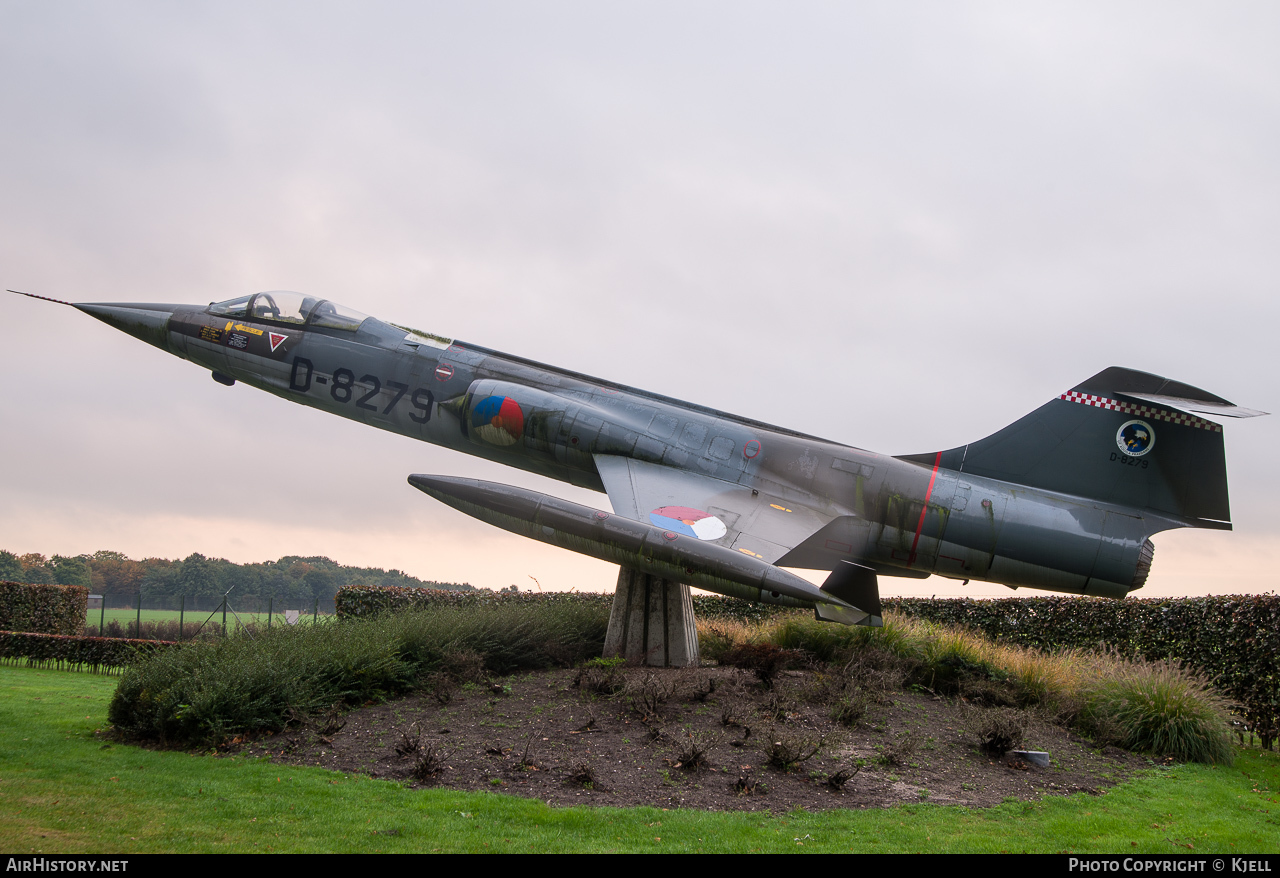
901 367 1265 527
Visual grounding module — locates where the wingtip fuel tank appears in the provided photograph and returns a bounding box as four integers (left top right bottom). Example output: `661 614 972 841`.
407 474 873 619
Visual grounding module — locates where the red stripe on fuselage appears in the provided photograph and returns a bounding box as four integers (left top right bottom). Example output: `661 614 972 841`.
907 452 942 568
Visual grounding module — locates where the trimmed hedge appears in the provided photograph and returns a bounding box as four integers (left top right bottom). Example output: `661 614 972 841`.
0 581 88 635
886 595 1280 748
691 595 787 624
0 630 175 673
336 585 782 624
336 585 614 618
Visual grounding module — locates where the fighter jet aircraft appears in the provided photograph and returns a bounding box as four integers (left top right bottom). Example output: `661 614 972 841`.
13 289 1265 626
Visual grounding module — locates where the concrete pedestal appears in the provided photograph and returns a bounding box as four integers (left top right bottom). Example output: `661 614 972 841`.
603 567 699 667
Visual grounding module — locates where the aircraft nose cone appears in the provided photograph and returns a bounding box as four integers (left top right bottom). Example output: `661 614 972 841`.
74 302 178 353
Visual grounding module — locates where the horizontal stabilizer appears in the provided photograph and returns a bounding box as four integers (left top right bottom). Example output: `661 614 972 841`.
815 562 883 627
1114 391 1267 419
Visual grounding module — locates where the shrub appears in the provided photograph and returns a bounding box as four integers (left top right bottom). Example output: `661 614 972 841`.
566 762 597 787
83 619 215 642
722 643 801 687
842 646 911 701
627 671 677 718
575 661 627 698
109 600 609 746
879 731 920 766
0 582 87 635
410 745 445 781
767 614 878 664
963 705 1029 756
671 731 717 772
695 618 755 664
109 622 412 745
390 600 607 674
767 613 924 669
395 723 421 756
765 731 821 771
826 765 861 790
830 691 872 727
921 628 1004 690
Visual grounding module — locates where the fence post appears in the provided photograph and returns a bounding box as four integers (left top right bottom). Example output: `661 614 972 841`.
135 593 142 639
221 596 228 638
313 598 319 625
179 595 185 642
268 596 273 629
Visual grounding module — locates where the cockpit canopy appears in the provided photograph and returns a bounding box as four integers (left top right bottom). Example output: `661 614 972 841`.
207 291 369 332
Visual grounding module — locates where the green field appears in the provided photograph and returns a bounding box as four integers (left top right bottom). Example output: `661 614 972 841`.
83 606 333 632
2 663 1277 854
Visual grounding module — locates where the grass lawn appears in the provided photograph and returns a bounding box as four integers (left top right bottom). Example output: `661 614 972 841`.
1 663 1277 854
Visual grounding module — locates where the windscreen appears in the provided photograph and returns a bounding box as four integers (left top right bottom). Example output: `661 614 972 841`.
207 295 251 317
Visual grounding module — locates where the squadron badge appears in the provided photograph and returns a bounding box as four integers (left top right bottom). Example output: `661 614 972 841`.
1116 420 1155 457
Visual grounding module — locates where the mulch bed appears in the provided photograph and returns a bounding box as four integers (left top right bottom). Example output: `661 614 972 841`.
238 665 1144 812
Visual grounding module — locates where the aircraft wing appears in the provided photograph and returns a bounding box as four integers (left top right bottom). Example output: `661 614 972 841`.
593 454 835 565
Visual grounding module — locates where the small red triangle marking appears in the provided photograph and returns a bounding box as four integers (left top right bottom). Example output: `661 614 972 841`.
269 332 287 352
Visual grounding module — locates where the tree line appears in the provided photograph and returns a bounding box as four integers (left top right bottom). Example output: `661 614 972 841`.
0 549 473 608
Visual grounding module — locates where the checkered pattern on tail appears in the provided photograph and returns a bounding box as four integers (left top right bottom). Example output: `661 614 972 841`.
1059 391 1222 433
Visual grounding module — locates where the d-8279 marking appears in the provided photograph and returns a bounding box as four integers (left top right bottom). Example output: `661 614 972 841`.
289 356 435 422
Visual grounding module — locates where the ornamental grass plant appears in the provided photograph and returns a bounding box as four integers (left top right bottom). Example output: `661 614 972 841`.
749 612 1234 764
1079 655 1236 765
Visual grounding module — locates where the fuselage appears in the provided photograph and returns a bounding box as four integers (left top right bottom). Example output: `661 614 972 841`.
94 291 1156 601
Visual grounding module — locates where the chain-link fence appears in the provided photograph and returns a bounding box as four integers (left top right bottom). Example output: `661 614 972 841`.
85 593 332 640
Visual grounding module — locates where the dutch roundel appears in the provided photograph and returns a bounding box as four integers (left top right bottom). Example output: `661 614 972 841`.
471 395 524 446
648 506 728 541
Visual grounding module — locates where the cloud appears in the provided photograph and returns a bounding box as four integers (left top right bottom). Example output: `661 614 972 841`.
2 2 1276 595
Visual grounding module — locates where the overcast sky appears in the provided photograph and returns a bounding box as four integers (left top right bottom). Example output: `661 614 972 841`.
2 1 1277 598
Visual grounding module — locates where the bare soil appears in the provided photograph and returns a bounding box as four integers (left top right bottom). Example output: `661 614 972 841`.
239 664 1144 812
